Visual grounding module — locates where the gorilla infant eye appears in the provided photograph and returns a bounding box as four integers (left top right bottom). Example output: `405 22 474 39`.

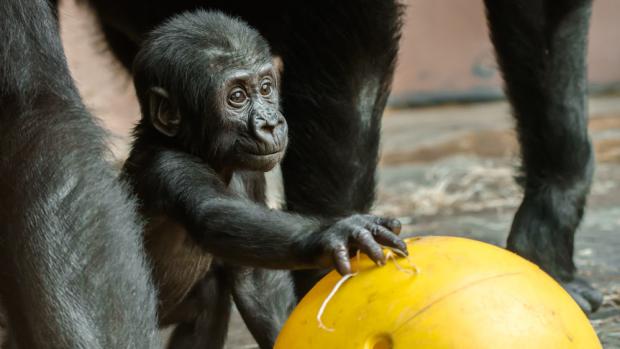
260 79 273 97
229 88 248 107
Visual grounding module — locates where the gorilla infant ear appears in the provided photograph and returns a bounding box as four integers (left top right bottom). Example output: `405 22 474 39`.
148 87 181 137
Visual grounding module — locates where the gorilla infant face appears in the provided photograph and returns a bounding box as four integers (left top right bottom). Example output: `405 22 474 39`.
212 61 288 172
133 11 288 173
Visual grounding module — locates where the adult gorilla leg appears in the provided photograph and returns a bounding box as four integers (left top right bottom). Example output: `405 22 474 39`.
266 1 403 296
484 0 602 313
0 0 160 347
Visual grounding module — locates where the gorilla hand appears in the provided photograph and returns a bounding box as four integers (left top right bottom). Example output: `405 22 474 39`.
310 215 406 275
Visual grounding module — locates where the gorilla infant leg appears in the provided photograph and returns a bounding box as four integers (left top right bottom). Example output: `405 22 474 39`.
166 267 232 349
165 267 295 349
230 268 297 349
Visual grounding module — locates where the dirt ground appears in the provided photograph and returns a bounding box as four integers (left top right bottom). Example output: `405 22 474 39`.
4 2 619 348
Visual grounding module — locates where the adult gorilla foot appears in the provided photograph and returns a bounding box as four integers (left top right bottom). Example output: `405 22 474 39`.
561 277 603 315
507 186 602 315
510 226 603 315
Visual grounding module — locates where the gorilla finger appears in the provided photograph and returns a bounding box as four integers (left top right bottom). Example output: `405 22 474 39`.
332 245 352 275
353 229 386 266
368 216 402 235
388 218 402 235
368 225 408 256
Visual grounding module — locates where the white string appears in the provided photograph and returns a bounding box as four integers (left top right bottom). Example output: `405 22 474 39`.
386 251 418 275
316 247 417 332
317 273 357 332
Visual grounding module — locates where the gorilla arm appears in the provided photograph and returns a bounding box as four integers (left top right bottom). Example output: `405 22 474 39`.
123 146 406 275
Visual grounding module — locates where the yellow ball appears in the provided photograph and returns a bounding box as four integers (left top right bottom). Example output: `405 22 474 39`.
275 236 601 349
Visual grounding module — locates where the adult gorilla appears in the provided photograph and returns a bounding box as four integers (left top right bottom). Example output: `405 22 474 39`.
0 0 599 348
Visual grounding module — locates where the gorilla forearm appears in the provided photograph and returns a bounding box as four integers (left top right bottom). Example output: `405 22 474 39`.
189 200 323 268
124 145 405 273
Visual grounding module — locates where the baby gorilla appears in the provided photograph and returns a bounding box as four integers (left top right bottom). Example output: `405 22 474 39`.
122 11 406 348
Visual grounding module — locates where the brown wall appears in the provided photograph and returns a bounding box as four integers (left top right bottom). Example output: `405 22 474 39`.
391 0 620 106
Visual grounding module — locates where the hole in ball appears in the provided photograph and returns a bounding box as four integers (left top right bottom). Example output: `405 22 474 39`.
366 333 393 349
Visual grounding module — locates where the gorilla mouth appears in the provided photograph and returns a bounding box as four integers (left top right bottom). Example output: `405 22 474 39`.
241 150 284 171
233 141 286 171
234 138 287 171
240 140 286 158
244 149 285 164
247 149 283 157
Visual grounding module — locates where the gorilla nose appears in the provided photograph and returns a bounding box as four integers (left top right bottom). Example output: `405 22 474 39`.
252 113 287 146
